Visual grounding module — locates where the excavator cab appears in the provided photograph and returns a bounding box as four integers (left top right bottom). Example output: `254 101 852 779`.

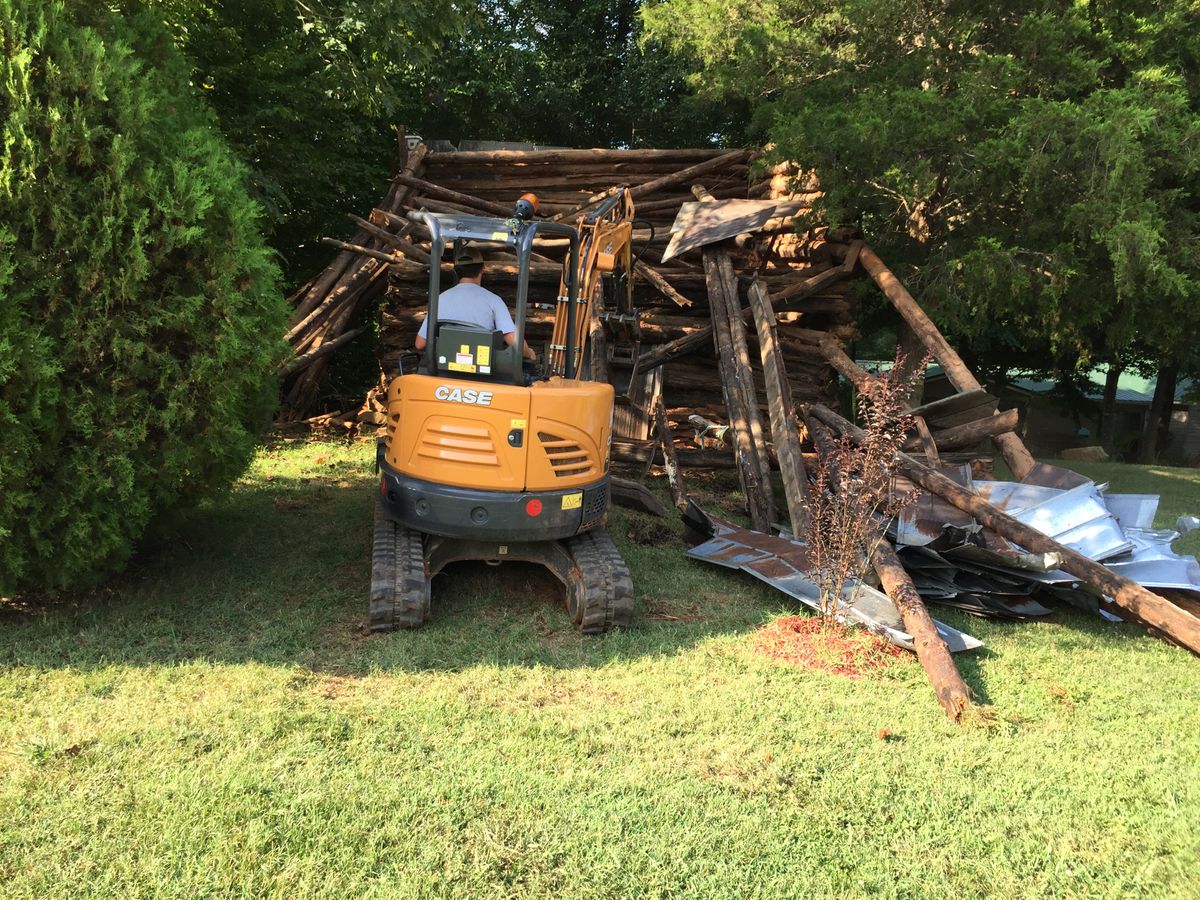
370 201 634 634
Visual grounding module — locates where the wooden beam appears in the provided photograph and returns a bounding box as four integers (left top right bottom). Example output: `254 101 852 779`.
748 279 810 536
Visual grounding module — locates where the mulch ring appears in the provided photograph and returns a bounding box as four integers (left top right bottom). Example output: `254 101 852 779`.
751 615 908 679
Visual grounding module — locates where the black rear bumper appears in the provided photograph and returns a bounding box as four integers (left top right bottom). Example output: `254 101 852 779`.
377 449 609 541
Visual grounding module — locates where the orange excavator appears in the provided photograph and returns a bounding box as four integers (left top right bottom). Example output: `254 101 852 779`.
369 190 642 633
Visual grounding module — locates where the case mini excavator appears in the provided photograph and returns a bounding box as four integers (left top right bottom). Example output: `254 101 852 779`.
369 192 638 633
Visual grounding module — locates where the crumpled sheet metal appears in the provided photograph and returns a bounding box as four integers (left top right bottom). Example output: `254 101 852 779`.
1103 494 1160 531
973 480 1132 561
683 505 983 653
887 457 1200 620
1105 527 1200 591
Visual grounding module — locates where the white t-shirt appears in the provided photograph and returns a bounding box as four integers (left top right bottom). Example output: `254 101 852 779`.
417 283 516 340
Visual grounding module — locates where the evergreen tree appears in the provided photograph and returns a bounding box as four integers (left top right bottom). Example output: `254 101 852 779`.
0 0 288 593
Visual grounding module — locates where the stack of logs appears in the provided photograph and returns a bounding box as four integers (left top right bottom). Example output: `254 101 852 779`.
281 144 861 450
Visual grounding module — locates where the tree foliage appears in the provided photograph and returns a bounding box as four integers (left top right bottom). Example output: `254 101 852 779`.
129 0 461 277
644 0 1200 380
0 0 288 593
132 1 731 279
420 0 740 149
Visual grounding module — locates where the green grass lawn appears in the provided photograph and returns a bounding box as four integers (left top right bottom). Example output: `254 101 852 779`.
2 442 1199 898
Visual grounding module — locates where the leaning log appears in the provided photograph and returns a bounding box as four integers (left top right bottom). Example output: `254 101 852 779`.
390 174 513 218
858 245 1036 480
635 260 693 308
808 403 1200 656
652 395 689 510
748 279 810 536
282 326 368 377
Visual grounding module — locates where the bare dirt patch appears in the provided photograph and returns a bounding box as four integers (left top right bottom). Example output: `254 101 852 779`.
750 616 906 679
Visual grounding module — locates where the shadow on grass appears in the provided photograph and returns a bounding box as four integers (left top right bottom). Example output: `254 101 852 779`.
0 470 774 676
0 460 1167 688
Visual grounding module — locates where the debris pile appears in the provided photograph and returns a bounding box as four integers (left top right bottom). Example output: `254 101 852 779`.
280 143 862 446
278 138 1200 722
683 243 1200 721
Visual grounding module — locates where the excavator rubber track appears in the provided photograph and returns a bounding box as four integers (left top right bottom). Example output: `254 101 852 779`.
369 494 431 632
565 528 635 634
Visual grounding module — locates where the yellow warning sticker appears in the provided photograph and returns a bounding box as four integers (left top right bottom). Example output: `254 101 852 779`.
459 344 469 355
447 362 476 373
561 492 583 510
491 231 509 241
510 418 527 429
478 345 491 366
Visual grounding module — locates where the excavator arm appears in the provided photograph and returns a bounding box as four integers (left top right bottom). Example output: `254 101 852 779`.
547 189 639 381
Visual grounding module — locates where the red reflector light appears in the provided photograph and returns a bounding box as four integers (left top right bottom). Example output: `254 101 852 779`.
525 498 543 517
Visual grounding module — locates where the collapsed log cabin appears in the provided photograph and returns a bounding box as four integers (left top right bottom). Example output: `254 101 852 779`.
280 142 863 463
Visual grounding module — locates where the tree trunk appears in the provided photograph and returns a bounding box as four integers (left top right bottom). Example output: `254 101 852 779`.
1100 363 1122 456
1140 362 1178 463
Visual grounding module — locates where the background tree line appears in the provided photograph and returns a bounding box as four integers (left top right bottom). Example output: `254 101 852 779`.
642 0 1200 461
149 0 1197 458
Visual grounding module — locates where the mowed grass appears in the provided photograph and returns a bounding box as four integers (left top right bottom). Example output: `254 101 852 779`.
1 442 1199 898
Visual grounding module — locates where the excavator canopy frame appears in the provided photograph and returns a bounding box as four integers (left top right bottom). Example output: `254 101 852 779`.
411 210 582 382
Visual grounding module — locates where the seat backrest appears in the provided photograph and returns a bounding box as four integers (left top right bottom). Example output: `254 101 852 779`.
431 322 514 381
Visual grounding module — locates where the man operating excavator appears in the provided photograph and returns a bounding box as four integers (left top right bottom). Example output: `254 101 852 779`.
414 244 536 361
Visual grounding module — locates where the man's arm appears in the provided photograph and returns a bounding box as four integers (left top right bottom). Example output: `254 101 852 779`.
414 334 427 351
503 331 536 360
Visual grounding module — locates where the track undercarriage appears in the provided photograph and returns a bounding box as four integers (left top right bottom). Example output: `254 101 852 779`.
369 496 634 634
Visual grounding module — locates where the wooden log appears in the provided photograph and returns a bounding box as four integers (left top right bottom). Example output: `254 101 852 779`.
286 257 379 342
631 150 750 200
282 326 368 377
859 245 1036 480
320 237 397 266
695 182 775 527
552 149 751 222
903 407 1020 452
653 394 688 510
391 174 512 217
431 148 736 165
700 240 772 531
634 260 692 308
442 168 753 194
773 264 848 304
810 336 877 394
808 403 1200 656
871 535 974 720
346 214 431 264
636 329 711 372
748 279 810 536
